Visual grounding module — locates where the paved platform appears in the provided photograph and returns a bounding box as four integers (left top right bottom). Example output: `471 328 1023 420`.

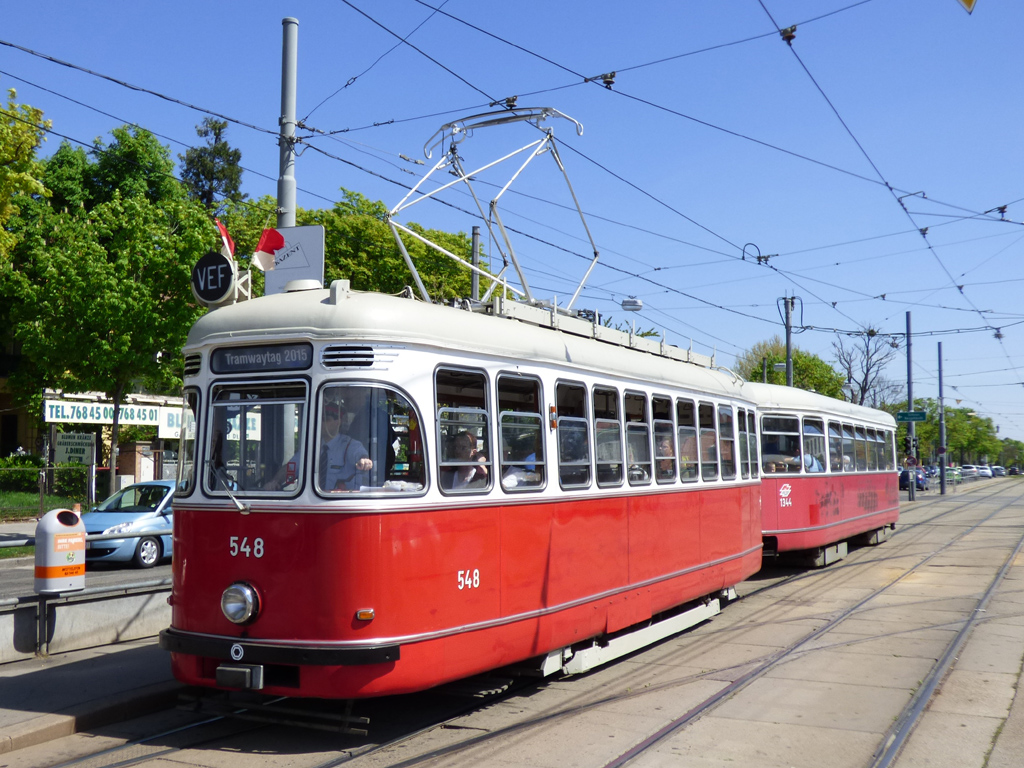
0 638 180 754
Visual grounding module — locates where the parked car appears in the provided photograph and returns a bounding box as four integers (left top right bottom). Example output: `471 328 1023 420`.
993 466 1006 477
81 480 175 568
900 468 929 491
977 465 994 478
961 465 978 479
950 466 963 484
1009 467 1021 476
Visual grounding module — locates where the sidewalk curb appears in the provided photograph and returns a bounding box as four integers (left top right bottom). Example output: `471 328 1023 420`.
0 680 183 755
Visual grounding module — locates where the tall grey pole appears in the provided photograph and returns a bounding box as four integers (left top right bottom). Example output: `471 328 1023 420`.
906 311 915 501
278 18 298 229
784 296 794 387
471 226 480 301
938 341 946 495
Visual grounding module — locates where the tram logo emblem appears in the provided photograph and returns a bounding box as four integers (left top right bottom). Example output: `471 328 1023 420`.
230 643 244 661
779 484 793 508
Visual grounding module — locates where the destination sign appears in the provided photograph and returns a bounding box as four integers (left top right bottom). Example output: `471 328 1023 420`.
211 343 314 374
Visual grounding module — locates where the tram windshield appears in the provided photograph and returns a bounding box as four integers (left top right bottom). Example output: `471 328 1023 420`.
208 382 307 495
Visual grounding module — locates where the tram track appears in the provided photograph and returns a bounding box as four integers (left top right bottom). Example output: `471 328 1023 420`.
24 482 1024 768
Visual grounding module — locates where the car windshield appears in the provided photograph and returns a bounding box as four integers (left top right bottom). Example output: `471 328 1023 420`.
95 485 171 513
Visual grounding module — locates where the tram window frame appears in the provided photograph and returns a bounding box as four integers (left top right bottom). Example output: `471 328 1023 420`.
556 381 592 489
855 426 868 471
177 388 200 496
747 411 759 478
206 381 308 497
884 430 895 470
497 374 546 492
738 408 750 480
677 399 698 482
653 395 676 484
828 421 844 472
436 368 492 495
699 402 719 481
719 405 736 480
594 386 624 487
761 415 801 475
802 418 826 473
866 428 879 471
625 391 653 486
316 382 426 495
873 429 886 470
842 424 856 473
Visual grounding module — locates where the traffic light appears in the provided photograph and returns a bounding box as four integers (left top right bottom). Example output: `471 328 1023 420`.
904 435 913 453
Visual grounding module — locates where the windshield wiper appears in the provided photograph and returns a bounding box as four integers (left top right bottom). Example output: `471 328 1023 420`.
206 460 250 515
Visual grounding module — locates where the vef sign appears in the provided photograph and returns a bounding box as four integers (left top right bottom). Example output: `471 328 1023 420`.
191 251 236 306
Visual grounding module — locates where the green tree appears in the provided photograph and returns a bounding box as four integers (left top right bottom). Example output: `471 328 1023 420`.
3 128 214 493
178 118 244 213
734 336 846 399
0 87 49 258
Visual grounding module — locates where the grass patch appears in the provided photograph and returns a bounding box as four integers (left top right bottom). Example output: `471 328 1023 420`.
0 545 33 559
0 491 85 522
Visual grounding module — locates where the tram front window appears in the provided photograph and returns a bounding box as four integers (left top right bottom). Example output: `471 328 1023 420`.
208 383 307 495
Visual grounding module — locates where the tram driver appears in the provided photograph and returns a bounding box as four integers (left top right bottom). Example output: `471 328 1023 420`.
320 400 373 491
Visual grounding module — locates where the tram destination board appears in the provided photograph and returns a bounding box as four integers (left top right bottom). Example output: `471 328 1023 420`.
211 343 314 374
896 411 927 422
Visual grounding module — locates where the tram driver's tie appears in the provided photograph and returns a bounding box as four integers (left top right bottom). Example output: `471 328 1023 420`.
318 443 328 488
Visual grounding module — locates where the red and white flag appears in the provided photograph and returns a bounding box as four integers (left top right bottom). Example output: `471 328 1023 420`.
214 219 235 258
252 228 285 271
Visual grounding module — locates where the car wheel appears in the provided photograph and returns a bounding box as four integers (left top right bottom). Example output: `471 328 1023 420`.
133 536 161 569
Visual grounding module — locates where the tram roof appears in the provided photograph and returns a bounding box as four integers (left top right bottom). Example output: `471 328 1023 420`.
188 282 749 399
740 381 897 427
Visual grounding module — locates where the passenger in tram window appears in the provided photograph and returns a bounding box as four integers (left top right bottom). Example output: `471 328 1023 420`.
502 433 542 489
441 431 489 490
656 435 675 481
803 452 824 472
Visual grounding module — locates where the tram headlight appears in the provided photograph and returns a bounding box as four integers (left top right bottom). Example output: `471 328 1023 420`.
221 582 260 624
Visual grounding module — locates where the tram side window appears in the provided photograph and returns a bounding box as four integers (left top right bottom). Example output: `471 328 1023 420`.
738 408 750 480
498 375 545 491
315 383 425 494
761 415 800 474
653 396 676 484
719 406 736 480
866 429 879 471
699 402 719 481
594 387 623 486
842 424 856 472
208 382 306 495
874 430 887 470
884 430 895 470
557 382 591 489
747 411 759 478
177 389 199 495
828 422 844 472
677 399 698 482
436 369 492 494
803 418 826 473
855 426 868 471
625 391 652 485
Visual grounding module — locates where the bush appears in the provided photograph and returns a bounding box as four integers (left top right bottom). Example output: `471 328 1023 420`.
53 464 88 498
0 454 45 492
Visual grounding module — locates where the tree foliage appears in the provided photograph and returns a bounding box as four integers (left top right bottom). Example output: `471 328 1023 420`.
178 118 244 213
0 87 49 258
734 335 846 399
3 126 215 492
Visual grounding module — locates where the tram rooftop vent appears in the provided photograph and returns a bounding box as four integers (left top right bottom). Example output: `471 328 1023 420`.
322 345 375 369
183 354 201 377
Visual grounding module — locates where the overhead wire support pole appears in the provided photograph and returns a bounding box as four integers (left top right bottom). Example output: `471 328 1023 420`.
907 311 915 502
939 342 947 496
277 18 298 229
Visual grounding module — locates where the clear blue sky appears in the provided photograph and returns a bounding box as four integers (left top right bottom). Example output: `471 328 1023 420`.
4 1 1023 443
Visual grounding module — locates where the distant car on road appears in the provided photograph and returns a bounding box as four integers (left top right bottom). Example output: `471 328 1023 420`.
81 480 175 568
961 465 978 479
992 466 1006 477
900 468 928 491
1009 467 1021 476
977 465 993 478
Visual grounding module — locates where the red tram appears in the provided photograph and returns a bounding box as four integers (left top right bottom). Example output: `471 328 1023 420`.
160 284 764 698
744 382 899 566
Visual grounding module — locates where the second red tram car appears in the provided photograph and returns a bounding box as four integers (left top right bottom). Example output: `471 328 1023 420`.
744 382 899 566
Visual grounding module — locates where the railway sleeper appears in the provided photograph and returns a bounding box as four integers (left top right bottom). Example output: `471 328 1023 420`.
538 589 735 677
